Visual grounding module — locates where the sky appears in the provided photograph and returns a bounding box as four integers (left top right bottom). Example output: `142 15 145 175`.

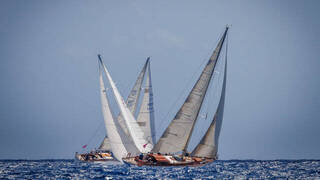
0 0 319 160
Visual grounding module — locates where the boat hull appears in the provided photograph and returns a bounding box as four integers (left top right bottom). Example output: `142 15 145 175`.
122 156 214 167
75 151 118 163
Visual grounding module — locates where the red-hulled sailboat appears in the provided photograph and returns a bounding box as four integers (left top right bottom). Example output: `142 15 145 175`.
123 26 229 166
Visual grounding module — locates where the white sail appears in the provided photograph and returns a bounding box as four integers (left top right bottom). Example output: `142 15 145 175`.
153 27 228 154
192 46 227 158
98 136 111 150
99 65 128 162
99 57 153 153
136 58 156 145
118 60 148 135
99 60 148 151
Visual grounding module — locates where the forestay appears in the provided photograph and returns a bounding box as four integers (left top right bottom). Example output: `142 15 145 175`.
153 27 228 154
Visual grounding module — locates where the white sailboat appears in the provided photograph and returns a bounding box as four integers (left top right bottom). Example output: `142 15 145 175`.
76 57 156 162
76 26 228 165
123 26 229 166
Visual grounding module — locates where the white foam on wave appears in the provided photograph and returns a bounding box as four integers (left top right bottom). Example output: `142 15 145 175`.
0 160 319 179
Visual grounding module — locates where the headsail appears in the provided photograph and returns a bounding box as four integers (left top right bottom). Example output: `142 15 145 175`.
153 27 229 154
99 63 128 162
98 136 111 150
99 55 153 153
99 59 148 151
118 60 148 135
136 58 156 145
191 44 227 158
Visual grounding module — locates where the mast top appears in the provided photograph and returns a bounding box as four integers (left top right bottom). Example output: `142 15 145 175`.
146 57 150 64
97 54 103 63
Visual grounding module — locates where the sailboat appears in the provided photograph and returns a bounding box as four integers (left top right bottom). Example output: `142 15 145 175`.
122 26 229 166
75 57 156 162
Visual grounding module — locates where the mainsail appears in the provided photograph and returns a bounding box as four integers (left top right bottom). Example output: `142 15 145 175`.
191 45 227 158
153 27 229 154
99 63 128 162
99 56 153 153
136 58 156 145
99 59 148 151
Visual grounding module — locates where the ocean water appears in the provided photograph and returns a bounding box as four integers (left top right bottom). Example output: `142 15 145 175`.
0 160 319 179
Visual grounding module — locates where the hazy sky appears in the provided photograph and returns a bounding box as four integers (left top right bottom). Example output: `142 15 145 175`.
0 0 319 160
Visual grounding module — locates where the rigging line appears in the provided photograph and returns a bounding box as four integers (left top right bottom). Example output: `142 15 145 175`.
194 27 229 133
67 58 105 116
198 47 224 135
156 52 215 137
62 82 102 115
81 64 103 149
156 57 208 134
81 57 110 150
205 28 229 129
204 44 226 116
156 29 225 137
83 120 104 149
119 60 146 98
203 62 217 115
82 60 109 149
200 28 229 137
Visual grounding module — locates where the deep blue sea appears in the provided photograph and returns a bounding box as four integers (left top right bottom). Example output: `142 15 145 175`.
0 160 319 179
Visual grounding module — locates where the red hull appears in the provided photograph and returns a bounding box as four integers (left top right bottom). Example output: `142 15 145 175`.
123 155 214 167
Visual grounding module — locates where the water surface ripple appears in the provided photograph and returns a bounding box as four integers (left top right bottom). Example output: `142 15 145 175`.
0 160 319 179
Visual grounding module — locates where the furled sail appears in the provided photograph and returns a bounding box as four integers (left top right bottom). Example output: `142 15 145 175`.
191 45 227 158
153 27 228 154
99 64 128 162
136 58 156 145
99 59 148 151
99 55 153 153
